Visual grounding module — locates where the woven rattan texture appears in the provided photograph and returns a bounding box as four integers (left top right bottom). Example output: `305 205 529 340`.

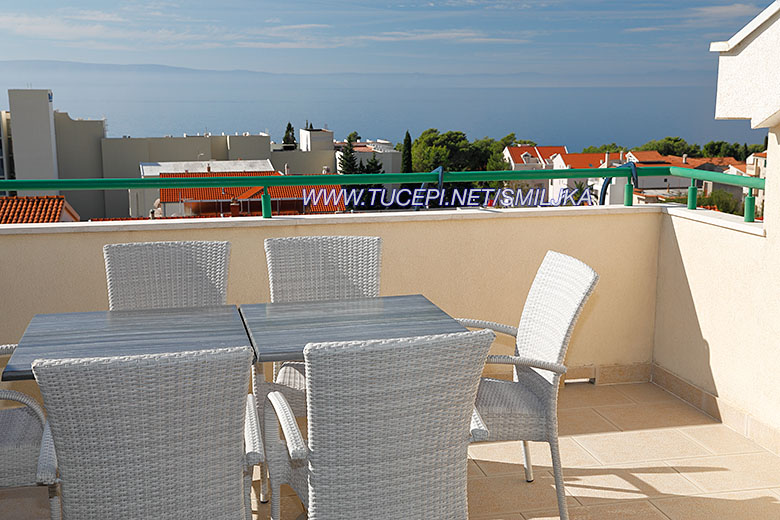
263 330 494 520
33 347 253 520
264 236 381 304
470 250 599 520
103 241 230 310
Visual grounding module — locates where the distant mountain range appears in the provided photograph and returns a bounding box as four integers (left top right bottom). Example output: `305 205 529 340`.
0 59 712 89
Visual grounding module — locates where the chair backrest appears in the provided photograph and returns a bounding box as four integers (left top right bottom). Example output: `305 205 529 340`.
33 346 252 520
264 236 381 303
515 251 599 381
303 329 494 520
103 241 230 310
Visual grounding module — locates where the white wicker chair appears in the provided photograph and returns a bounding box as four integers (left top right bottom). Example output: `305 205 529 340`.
103 241 231 310
457 251 598 520
262 330 495 520
257 236 383 416
0 388 59 519
32 346 262 520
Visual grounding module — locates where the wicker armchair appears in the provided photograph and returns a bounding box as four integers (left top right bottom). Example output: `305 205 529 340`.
0 389 58 519
262 330 494 520
257 236 382 415
457 251 598 520
103 241 231 310
32 346 261 520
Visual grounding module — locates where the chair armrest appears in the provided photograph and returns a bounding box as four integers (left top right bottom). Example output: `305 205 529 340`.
486 355 567 374
0 344 16 356
470 408 489 442
37 422 58 485
265 392 308 461
244 394 264 467
0 389 45 425
456 319 518 338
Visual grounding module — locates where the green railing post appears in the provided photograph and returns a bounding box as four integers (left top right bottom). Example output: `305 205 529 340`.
744 188 756 223
687 179 697 210
261 189 272 218
623 181 634 206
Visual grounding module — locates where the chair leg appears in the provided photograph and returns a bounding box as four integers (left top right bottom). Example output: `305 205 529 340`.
48 485 61 520
522 440 534 482
259 463 270 503
549 438 569 520
270 483 281 520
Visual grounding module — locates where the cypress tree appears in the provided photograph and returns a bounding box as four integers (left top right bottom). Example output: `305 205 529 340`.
282 122 296 147
402 131 413 173
339 139 359 174
364 153 384 174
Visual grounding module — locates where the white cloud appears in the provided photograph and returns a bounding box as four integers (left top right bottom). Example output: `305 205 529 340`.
65 10 126 23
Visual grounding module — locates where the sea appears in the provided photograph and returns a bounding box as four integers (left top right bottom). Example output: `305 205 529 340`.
0 60 767 151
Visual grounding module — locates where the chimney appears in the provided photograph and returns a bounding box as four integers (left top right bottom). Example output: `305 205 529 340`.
284 163 289 175
605 152 610 166
230 198 240 218
620 150 624 161
682 154 688 164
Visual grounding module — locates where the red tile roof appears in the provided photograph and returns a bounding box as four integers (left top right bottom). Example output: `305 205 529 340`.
506 145 568 165
754 152 767 158
0 196 79 224
506 145 537 164
158 171 345 214
535 146 568 161
630 150 665 163
557 153 610 169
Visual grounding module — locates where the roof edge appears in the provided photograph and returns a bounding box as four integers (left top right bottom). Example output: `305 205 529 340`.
710 0 780 53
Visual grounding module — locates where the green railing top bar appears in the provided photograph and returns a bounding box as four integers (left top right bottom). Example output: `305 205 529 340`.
0 166 765 191
0 165 764 222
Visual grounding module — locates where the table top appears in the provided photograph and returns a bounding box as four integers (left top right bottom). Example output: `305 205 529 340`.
240 294 467 362
3 305 253 381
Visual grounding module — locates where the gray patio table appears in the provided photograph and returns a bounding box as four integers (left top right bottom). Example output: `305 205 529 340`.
2 305 253 381
239 294 468 362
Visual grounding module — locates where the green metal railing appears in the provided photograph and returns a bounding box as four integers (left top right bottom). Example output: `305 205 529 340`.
0 165 765 222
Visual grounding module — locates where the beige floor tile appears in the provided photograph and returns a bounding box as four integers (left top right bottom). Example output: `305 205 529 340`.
669 452 780 493
560 463 701 505
558 408 621 436
469 439 601 476
0 486 50 520
678 424 765 455
252 493 305 520
469 458 486 477
524 500 669 519
652 489 780 519
573 429 711 465
558 384 633 409
593 401 716 431
612 383 681 404
468 475 577 517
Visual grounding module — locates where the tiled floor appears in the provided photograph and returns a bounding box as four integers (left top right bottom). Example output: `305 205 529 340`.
5 382 780 519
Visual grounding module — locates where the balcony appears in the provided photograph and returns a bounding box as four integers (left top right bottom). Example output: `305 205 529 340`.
1 197 779 518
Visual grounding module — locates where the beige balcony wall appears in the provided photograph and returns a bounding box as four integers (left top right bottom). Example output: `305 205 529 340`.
0 206 661 375
654 126 780 439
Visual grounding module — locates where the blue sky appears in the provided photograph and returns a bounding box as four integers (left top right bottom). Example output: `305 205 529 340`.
0 1 767 86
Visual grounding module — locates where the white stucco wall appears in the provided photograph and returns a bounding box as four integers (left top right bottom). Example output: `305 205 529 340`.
712 4 780 128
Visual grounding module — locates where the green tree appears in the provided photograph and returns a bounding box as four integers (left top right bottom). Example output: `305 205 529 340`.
515 139 537 146
401 131 413 173
364 153 384 174
486 151 510 172
637 136 700 157
282 122 296 147
582 143 627 153
347 131 361 143
339 140 359 174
